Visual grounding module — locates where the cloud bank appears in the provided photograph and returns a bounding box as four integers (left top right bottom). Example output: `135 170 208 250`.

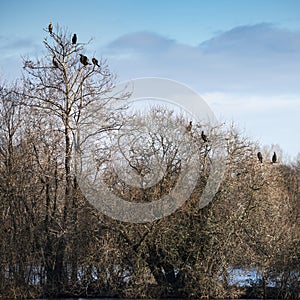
104 23 300 94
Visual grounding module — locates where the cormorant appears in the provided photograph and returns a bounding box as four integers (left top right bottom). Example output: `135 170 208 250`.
72 33 77 45
80 54 90 66
272 152 277 163
52 57 59 68
186 121 192 132
201 131 208 142
48 22 53 34
257 152 263 163
92 57 100 67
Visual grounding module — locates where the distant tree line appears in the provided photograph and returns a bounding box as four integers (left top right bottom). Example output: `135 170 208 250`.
0 24 299 299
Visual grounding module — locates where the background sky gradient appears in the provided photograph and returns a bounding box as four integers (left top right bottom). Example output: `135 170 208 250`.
1 0 299 160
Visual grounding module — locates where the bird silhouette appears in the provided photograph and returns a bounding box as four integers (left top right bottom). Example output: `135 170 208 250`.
72 33 77 45
92 57 100 67
257 152 263 163
52 57 59 68
201 131 208 142
272 152 277 163
80 54 90 66
186 121 192 132
48 22 53 34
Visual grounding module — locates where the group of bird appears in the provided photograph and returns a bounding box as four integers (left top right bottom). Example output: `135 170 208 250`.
48 22 278 165
187 121 278 164
257 151 277 164
186 121 209 143
48 22 100 68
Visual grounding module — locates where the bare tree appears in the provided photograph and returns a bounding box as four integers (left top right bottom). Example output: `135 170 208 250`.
21 24 125 293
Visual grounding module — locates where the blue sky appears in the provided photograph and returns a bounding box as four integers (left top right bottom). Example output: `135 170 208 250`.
1 0 300 159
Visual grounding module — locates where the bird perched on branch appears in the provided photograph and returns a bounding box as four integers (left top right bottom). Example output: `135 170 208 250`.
272 152 277 163
72 33 77 45
52 57 59 68
186 121 192 132
257 152 263 163
201 131 208 142
92 57 100 67
80 54 90 66
48 22 53 34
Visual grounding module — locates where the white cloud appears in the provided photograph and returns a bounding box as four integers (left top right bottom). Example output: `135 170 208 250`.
104 24 300 94
203 92 300 115
203 92 300 158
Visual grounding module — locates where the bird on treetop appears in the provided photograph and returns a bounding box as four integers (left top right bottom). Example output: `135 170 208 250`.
201 131 208 142
80 54 90 66
72 33 77 45
48 22 53 34
92 57 100 67
52 57 59 68
186 121 192 132
257 151 263 163
272 151 277 163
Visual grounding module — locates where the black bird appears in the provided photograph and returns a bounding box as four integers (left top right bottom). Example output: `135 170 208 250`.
80 54 90 66
186 121 192 132
92 57 100 67
52 57 59 68
72 33 77 45
257 152 263 163
272 152 277 163
201 130 208 142
48 22 53 34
